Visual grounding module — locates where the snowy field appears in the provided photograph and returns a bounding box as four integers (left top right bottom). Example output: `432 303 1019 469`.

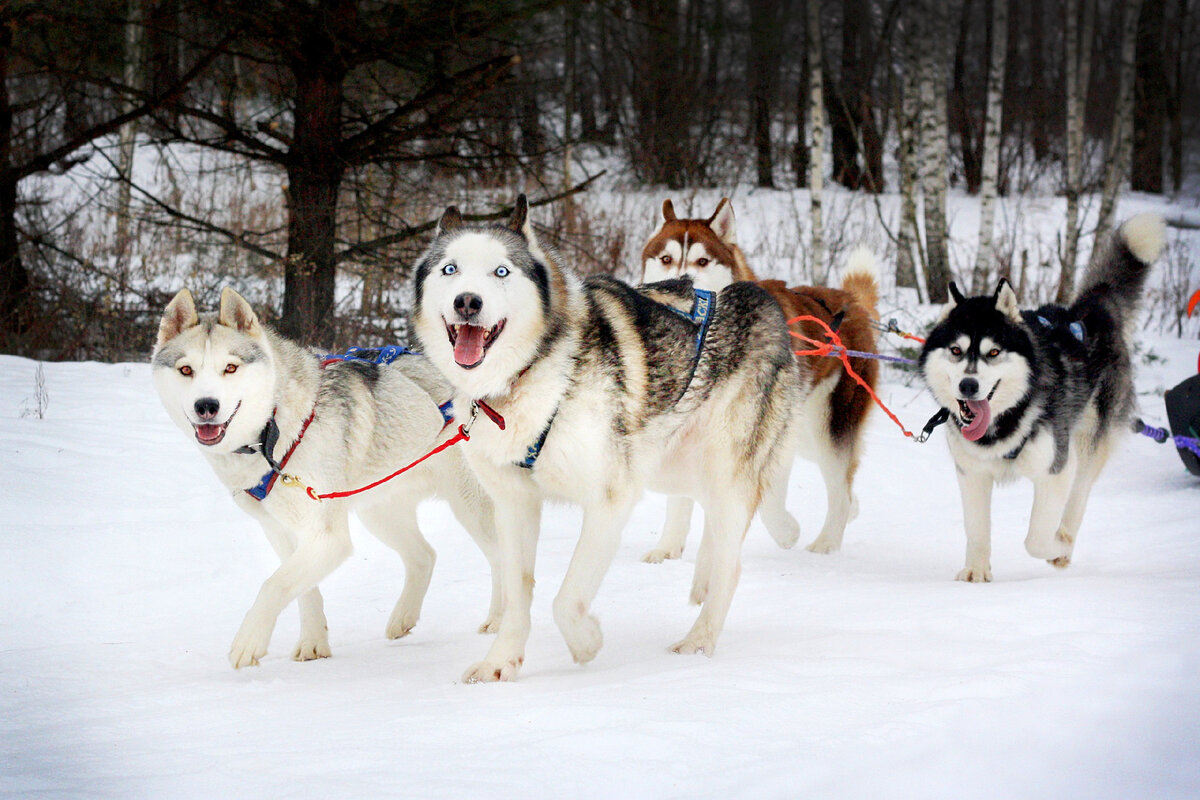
2 323 1199 797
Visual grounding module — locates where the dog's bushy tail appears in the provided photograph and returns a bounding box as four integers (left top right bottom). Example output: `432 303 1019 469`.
840 246 879 320
1073 214 1165 323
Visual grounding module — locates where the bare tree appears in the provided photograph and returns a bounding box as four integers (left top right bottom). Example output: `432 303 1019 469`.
895 8 922 292
1058 0 1095 303
1133 0 1167 193
806 0 826 280
973 0 1009 289
748 0 791 188
919 0 952 303
1091 0 1145 267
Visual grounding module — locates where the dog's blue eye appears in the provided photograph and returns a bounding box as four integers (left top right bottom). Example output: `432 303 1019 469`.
494 266 509 278
441 264 457 275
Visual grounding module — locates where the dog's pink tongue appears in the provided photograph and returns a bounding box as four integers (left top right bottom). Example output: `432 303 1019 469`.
961 399 992 441
195 424 223 445
453 325 487 367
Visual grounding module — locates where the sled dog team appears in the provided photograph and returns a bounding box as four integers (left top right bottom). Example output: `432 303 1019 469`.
153 196 1165 681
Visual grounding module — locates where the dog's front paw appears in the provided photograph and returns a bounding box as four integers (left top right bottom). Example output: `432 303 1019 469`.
670 636 716 657
462 657 523 683
1048 556 1071 569
292 635 331 662
477 614 501 634
642 546 682 563
766 515 801 550
805 534 842 554
386 607 419 640
956 566 993 583
228 625 271 669
558 612 603 664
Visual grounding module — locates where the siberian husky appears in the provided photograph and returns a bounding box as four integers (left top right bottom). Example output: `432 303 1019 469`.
152 288 500 668
412 196 799 681
919 214 1165 581
640 198 879 557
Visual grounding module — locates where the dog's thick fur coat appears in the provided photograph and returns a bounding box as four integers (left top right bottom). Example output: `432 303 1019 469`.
413 196 799 681
640 198 879 556
153 288 499 668
919 214 1165 581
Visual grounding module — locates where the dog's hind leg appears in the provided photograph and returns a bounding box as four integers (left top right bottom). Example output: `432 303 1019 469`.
462 481 542 683
553 492 636 664
358 502 435 640
1024 457 1077 567
672 495 753 656
643 496 694 563
806 441 857 554
230 514 353 669
1053 437 1112 568
689 520 715 605
955 468 994 582
257 517 331 662
759 460 801 550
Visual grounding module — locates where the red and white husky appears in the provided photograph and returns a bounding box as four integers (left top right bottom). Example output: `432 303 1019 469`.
640 198 880 557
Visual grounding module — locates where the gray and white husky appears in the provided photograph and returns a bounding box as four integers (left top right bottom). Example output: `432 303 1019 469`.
152 288 499 669
919 214 1165 581
412 196 799 682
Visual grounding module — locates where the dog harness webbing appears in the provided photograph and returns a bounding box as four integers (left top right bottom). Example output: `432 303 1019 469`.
239 345 453 500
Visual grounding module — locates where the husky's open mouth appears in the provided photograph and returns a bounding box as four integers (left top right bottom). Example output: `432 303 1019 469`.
954 381 999 443
192 402 239 446
446 319 506 369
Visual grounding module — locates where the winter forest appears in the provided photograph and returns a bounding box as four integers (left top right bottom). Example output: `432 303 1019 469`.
0 0 1197 356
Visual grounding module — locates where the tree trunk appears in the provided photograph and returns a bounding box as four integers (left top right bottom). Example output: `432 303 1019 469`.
280 62 346 346
1132 0 1166 193
1028 0 1049 161
1091 0 1144 267
832 2 862 191
895 7 922 292
806 0 826 282
1167 0 1183 193
973 0 1008 290
115 0 144 274
793 24 809 184
919 0 952 303
1058 0 1093 303
951 0 981 194
0 26 29 337
748 0 788 189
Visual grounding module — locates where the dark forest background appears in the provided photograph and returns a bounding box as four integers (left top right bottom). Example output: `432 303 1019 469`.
0 0 1195 357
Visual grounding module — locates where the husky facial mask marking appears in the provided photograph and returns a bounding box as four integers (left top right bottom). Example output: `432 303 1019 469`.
640 198 740 292
413 197 562 398
919 279 1032 443
152 288 277 453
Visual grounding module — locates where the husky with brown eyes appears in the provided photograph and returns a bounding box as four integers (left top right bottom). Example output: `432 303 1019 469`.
919 215 1164 582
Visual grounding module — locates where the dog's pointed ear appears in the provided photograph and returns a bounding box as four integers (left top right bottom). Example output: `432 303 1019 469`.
507 194 529 233
218 287 262 336
708 198 737 245
948 282 966 306
993 278 1020 321
156 289 199 348
662 199 677 222
436 206 462 236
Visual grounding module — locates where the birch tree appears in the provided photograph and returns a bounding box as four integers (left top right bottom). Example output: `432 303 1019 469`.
1090 0 1144 268
115 0 144 271
972 0 1009 290
1058 0 1095 303
806 0 826 281
918 0 951 303
895 9 922 292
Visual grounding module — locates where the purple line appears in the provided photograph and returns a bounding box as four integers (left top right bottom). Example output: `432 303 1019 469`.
1175 436 1200 459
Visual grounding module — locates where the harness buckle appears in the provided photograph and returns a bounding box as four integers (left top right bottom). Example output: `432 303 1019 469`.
280 473 321 502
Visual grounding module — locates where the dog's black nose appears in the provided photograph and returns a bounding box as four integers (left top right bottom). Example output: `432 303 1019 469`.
453 292 483 320
194 397 220 420
959 377 979 398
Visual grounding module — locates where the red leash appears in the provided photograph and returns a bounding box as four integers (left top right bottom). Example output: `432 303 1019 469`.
788 314 919 440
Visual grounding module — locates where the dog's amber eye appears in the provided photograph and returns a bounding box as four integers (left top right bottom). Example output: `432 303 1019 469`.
987 348 1000 358
179 365 193 377
225 364 238 374
696 258 709 266
949 346 963 357
660 254 672 265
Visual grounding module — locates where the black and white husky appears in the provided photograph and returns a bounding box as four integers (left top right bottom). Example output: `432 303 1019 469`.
412 196 799 681
919 214 1165 581
153 288 499 668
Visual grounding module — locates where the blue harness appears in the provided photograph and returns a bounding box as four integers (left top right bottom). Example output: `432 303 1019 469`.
241 345 453 501
517 287 716 470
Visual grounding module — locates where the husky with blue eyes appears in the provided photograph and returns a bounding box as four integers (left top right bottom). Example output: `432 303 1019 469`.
412 195 799 682
919 214 1165 582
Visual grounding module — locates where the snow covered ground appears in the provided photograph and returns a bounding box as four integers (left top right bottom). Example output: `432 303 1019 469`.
2 322 1199 797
